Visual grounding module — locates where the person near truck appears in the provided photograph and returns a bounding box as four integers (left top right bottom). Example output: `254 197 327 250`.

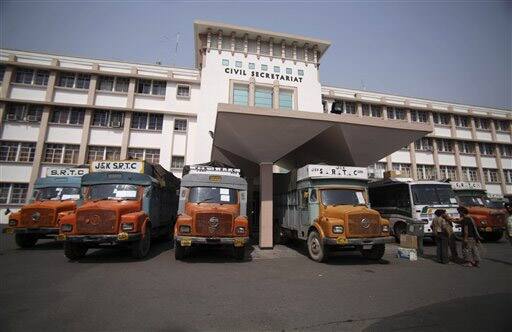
504 203 512 246
456 206 483 267
440 212 460 262
432 209 450 264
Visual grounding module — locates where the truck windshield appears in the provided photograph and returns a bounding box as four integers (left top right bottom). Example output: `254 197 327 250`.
458 195 485 207
87 184 139 201
411 184 456 205
483 198 504 209
321 189 366 206
34 187 80 201
188 187 237 204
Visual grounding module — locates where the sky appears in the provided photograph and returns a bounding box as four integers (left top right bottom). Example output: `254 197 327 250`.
1 0 511 109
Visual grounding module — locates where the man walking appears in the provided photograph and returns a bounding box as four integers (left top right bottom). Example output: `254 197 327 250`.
457 206 482 267
432 209 449 264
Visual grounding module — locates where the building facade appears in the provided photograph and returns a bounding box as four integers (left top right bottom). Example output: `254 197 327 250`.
0 20 510 223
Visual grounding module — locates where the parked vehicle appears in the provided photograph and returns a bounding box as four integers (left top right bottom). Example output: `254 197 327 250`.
3 168 88 248
174 165 249 260
369 178 461 241
58 161 180 260
274 165 393 262
452 181 506 241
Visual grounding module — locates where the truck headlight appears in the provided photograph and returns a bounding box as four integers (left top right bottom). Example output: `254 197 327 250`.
8 220 17 227
481 220 487 225
61 224 73 232
179 225 191 234
121 223 134 231
382 225 389 232
236 226 246 235
332 225 344 234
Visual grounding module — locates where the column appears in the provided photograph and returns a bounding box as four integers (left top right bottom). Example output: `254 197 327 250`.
453 141 463 181
356 99 362 117
273 80 279 110
77 109 93 164
269 37 274 59
248 77 255 107
120 112 132 160
475 143 486 190
217 30 223 53
382 104 392 170
256 36 261 59
494 146 507 194
410 142 418 179
27 107 51 198
0 64 14 99
259 163 273 249
432 139 440 179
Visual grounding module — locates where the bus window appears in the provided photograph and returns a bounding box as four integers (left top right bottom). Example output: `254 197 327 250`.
309 189 318 203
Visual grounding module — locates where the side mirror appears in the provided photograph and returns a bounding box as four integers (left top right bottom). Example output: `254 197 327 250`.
4 208 11 215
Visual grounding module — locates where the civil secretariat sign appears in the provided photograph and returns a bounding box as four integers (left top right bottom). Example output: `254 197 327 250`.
224 68 303 83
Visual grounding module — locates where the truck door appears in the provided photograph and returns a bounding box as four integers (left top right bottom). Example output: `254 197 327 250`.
299 188 310 227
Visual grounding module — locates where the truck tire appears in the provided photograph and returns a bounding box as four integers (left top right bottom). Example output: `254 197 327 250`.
131 225 151 259
482 230 503 242
174 241 190 260
15 234 38 248
361 244 385 260
307 230 328 262
64 243 88 260
233 246 246 261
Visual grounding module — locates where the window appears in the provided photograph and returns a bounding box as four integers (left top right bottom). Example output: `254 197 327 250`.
235 37 244 51
255 88 273 108
128 148 160 164
495 120 510 132
503 170 512 184
331 100 356 115
50 107 85 125
433 113 450 125
362 104 382 117
137 79 166 96
233 84 249 106
0 65 5 83
14 68 49 86
0 183 29 204
417 164 436 180
248 63 255 70
387 107 406 120
286 68 292 75
454 115 469 128
87 146 121 163
0 141 36 162
92 110 125 128
43 144 79 164
174 119 188 132
273 66 280 73
483 169 500 183
176 84 190 98
415 138 433 151
57 72 90 89
298 69 304 76
235 61 242 68
474 117 490 130
4 104 43 122
459 141 475 154
479 143 495 156
439 166 458 181
279 90 293 109
500 145 512 157
97 76 130 93
130 112 163 131
392 163 411 177
222 59 229 66
171 156 185 169
261 64 268 71
436 139 453 153
260 41 270 55
411 110 428 123
462 167 479 182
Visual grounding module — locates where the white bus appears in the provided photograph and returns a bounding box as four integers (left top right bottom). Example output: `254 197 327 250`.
368 178 461 240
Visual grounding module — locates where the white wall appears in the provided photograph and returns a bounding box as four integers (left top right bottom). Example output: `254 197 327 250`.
390 151 410 163
46 126 82 144
460 155 477 167
94 92 128 108
0 164 32 182
88 128 123 146
9 85 46 101
496 133 511 143
481 156 497 169
455 129 472 139
433 126 451 137
486 184 502 196
415 152 435 165
475 131 492 141
438 153 456 165
53 88 88 104
1 123 40 141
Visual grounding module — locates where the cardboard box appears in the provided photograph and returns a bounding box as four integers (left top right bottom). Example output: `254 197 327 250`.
400 234 418 249
397 247 417 261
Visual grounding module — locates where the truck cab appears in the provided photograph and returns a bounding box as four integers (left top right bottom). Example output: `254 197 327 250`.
274 165 393 262
58 161 180 260
3 168 88 248
174 165 249 260
452 181 507 241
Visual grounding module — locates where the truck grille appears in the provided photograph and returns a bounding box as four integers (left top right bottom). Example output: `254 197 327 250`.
195 213 233 237
489 213 506 228
347 214 380 238
76 210 117 234
20 208 55 227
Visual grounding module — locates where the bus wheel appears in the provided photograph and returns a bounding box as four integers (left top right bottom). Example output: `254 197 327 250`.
307 231 328 262
15 234 38 248
393 223 407 242
361 244 385 260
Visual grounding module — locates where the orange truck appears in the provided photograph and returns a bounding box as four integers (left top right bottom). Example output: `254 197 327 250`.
274 165 393 262
174 165 249 260
3 168 88 248
58 161 180 260
452 181 507 241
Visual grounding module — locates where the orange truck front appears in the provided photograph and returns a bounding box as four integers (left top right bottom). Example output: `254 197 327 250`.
3 168 88 248
174 166 249 260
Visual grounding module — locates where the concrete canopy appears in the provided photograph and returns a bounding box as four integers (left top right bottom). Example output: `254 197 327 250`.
211 103 433 171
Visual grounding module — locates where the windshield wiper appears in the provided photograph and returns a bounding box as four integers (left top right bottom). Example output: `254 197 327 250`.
197 197 214 204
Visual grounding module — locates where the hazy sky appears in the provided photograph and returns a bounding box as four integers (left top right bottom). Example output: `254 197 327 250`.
1 0 510 109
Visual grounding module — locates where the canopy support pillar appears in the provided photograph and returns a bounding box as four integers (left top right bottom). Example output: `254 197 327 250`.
259 162 273 249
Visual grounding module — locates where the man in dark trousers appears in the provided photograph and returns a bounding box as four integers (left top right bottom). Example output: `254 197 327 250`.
457 206 482 267
432 209 449 264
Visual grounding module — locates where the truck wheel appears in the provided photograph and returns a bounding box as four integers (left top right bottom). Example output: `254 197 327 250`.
175 241 190 260
15 234 38 248
64 243 88 260
131 225 151 259
361 244 385 260
233 246 246 261
393 223 406 243
307 231 328 262
482 230 503 242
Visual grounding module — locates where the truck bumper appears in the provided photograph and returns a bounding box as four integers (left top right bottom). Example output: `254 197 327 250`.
478 226 506 233
59 232 142 244
324 236 395 246
3 227 59 237
175 236 249 247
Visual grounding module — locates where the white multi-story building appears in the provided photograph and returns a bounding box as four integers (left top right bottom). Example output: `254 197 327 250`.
1 21 510 245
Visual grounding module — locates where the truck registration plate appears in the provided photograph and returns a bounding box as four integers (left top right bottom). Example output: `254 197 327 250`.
485 227 492 232
336 237 348 245
180 238 192 246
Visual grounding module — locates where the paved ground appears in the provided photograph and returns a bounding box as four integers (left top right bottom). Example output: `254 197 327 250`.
0 228 511 331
